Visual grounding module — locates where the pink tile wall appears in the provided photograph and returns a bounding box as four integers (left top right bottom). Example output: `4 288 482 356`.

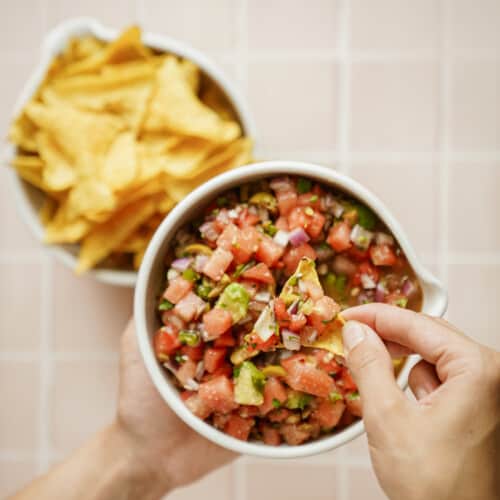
1 1 499 499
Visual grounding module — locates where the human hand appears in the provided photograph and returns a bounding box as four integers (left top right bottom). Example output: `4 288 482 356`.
115 320 235 498
341 304 500 500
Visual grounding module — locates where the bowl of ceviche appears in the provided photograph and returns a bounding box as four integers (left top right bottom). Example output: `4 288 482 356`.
134 161 447 458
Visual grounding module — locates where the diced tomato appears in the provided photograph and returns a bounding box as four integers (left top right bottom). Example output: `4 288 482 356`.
199 220 221 242
308 296 340 333
312 399 345 428
352 261 380 287
308 211 326 238
370 244 397 266
241 262 275 284
288 207 325 238
275 216 290 231
280 352 307 372
284 356 335 398
237 208 260 228
204 361 233 380
198 375 237 413
274 298 290 322
280 423 311 445
224 414 254 441
255 236 284 268
261 425 281 446
154 325 181 357
267 408 291 422
312 350 341 374
181 344 204 362
282 243 317 275
214 331 236 347
289 312 307 332
345 394 362 417
203 308 232 339
184 393 213 419
203 247 233 281
175 359 197 385
246 332 279 353
174 292 206 322
259 377 288 415
277 190 298 216
296 192 322 211
348 245 370 262
339 367 357 392
327 222 352 252
163 276 193 304
288 207 309 232
204 347 227 374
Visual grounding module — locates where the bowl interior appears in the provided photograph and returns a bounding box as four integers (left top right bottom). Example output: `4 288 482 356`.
136 161 447 458
6 17 256 287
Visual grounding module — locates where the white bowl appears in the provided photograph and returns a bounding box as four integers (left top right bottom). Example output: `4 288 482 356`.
4 17 257 287
134 160 448 459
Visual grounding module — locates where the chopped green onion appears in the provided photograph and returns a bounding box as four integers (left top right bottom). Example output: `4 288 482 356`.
297 178 312 194
179 330 200 347
272 398 282 409
158 299 174 311
182 268 200 282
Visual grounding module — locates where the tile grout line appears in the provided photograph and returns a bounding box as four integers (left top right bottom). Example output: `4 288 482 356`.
36 256 53 474
437 0 452 287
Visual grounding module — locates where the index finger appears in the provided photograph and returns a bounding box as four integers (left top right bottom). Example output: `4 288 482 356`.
341 304 472 367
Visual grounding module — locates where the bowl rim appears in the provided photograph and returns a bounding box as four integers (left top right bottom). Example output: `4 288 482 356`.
134 160 448 459
4 16 257 287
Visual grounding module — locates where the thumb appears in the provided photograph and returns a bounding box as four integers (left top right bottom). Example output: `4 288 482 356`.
342 320 406 419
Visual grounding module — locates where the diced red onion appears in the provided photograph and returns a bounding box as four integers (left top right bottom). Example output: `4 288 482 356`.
172 257 192 271
255 290 272 302
249 300 266 312
287 300 299 315
289 227 310 247
375 283 387 303
332 255 357 276
375 232 395 246
199 222 219 241
360 273 377 290
270 176 292 192
167 268 180 281
193 254 209 273
195 361 205 381
402 278 416 297
184 378 200 391
350 224 374 250
331 201 344 218
228 208 239 219
282 329 301 351
273 230 290 247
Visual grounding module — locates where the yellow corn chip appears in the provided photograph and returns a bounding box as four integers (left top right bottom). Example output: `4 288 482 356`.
38 197 58 225
11 155 44 170
67 178 116 221
143 56 241 143
102 131 137 190
8 114 38 152
76 195 157 273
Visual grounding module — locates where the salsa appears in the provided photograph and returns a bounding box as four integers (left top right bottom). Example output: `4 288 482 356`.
154 176 422 445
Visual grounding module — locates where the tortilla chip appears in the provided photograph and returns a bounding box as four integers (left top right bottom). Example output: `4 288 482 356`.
143 56 241 143
45 202 91 243
102 131 137 190
8 114 39 152
76 195 157 273
38 197 58 225
180 59 200 92
66 178 116 221
201 82 237 121
304 315 345 355
11 155 44 170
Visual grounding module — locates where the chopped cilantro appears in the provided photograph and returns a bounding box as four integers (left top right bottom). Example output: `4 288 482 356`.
158 299 174 311
272 398 282 409
297 178 312 194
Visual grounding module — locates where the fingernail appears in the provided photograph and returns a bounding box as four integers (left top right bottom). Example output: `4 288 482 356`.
342 321 366 355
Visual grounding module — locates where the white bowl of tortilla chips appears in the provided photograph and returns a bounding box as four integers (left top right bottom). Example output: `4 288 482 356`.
5 18 256 287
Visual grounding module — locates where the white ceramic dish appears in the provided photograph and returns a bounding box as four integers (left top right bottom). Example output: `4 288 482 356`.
4 17 256 287
134 160 448 459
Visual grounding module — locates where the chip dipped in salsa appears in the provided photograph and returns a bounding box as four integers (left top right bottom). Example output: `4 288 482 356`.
154 175 422 445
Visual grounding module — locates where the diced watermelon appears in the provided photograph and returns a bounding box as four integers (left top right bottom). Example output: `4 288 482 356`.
203 248 233 281
184 393 212 419
204 347 227 374
163 277 193 304
296 192 322 211
255 236 285 267
175 359 197 386
312 350 341 374
153 325 181 358
369 244 397 267
203 308 233 339
308 296 340 333
198 375 237 413
284 356 335 398
259 377 288 415
241 262 275 284
181 344 204 362
327 222 352 252
214 331 236 347
174 292 206 322
277 190 298 216
224 414 254 441
282 243 317 275
275 216 290 231
288 207 325 238
312 399 345 428
233 227 261 264
261 425 281 446
216 223 239 251
236 208 260 228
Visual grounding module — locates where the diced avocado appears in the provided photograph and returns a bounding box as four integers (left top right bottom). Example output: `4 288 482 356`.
285 391 312 410
354 203 376 230
216 282 250 322
234 361 266 406
249 192 277 212
262 365 287 377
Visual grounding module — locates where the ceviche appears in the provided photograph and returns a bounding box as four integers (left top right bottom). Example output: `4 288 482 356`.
154 176 422 445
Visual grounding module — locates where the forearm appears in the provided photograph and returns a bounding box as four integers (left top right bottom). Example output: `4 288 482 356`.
11 422 169 500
